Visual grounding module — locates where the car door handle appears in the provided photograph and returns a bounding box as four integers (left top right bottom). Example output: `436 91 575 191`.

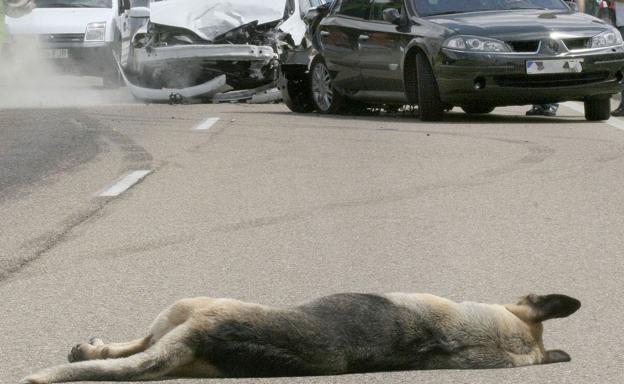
320 31 330 37
358 35 369 41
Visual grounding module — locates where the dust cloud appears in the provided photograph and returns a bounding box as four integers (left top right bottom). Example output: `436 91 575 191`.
0 37 135 109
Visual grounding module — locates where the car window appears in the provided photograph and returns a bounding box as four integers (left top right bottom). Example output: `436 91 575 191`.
370 0 402 21
333 0 371 19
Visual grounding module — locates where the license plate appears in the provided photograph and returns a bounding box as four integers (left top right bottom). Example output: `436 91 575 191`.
43 49 69 59
526 59 583 74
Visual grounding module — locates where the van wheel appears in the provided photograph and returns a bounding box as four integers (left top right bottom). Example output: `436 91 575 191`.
415 53 444 121
584 97 611 121
462 105 495 114
280 73 315 113
310 56 345 114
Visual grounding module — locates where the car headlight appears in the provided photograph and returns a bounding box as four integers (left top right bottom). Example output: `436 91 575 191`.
85 22 106 42
591 29 623 48
443 35 512 53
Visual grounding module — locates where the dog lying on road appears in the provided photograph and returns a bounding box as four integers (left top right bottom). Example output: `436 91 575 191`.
20 292 581 383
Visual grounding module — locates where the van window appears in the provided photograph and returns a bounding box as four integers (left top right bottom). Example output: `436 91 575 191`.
35 0 113 8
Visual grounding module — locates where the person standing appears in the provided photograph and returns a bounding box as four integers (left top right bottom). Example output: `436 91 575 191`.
611 0 624 116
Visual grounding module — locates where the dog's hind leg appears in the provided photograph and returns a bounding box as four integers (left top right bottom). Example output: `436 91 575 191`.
21 324 196 384
67 298 201 363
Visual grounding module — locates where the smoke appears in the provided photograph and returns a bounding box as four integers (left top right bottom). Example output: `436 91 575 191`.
0 31 134 109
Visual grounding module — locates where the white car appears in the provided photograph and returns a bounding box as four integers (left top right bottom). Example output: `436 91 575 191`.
3 0 129 87
121 0 328 102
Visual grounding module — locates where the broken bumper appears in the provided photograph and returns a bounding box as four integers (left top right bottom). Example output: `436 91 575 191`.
125 44 281 102
135 44 277 66
124 74 228 103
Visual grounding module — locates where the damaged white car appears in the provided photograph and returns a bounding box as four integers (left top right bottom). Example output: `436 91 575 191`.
122 0 327 102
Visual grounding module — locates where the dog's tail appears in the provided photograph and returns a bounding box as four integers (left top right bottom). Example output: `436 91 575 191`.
20 324 194 383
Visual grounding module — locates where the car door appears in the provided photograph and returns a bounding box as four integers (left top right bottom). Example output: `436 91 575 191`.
116 0 132 67
317 0 372 91
358 0 407 94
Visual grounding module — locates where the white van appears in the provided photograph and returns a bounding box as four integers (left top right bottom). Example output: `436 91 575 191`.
3 0 131 87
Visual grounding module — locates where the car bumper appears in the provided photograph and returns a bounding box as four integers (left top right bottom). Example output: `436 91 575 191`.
435 49 624 106
135 44 277 67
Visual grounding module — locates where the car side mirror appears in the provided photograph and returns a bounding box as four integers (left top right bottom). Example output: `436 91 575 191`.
383 8 401 25
564 1 578 12
129 6 150 19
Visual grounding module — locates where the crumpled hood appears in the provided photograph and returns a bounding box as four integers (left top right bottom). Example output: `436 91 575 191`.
149 0 287 42
427 10 610 40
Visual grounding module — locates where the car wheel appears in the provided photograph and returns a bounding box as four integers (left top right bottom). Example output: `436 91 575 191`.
310 57 345 114
415 53 444 121
584 97 611 121
279 74 315 113
461 105 495 114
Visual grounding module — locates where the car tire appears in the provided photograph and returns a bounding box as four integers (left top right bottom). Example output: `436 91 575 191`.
584 97 611 121
461 105 495 114
310 56 346 114
415 53 444 121
280 74 315 113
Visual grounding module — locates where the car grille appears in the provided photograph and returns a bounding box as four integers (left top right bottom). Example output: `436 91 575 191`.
494 72 610 88
562 38 591 50
507 40 540 53
39 33 85 43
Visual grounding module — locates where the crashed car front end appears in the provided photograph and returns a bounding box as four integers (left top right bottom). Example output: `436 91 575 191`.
125 0 306 102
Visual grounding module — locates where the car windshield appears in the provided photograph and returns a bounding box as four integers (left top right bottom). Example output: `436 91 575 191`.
35 0 112 8
412 0 568 17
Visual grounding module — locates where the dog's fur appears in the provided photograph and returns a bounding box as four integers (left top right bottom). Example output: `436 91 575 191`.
20 292 580 383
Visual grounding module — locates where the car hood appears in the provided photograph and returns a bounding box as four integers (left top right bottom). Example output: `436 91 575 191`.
426 10 610 40
149 0 288 42
5 8 113 35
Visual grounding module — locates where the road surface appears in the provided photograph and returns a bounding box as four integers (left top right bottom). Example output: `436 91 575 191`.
0 78 623 383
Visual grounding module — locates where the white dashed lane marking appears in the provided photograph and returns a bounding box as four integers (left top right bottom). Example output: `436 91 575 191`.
562 102 624 132
98 170 152 197
193 117 220 131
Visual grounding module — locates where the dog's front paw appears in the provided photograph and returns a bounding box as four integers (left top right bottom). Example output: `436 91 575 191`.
19 375 47 384
68 343 89 363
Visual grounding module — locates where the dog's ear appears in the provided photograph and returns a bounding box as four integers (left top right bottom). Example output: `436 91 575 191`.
507 294 581 323
543 349 571 364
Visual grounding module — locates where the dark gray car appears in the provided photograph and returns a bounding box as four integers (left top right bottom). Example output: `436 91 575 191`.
280 0 624 121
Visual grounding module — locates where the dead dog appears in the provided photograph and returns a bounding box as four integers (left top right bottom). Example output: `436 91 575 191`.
20 292 580 383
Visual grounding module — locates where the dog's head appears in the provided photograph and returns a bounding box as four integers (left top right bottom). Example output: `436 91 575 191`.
505 294 581 364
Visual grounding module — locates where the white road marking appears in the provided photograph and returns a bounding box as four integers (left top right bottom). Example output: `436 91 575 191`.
193 117 220 131
98 170 152 197
562 102 624 132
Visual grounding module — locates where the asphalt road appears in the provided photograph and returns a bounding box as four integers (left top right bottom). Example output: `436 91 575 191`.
0 79 623 383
